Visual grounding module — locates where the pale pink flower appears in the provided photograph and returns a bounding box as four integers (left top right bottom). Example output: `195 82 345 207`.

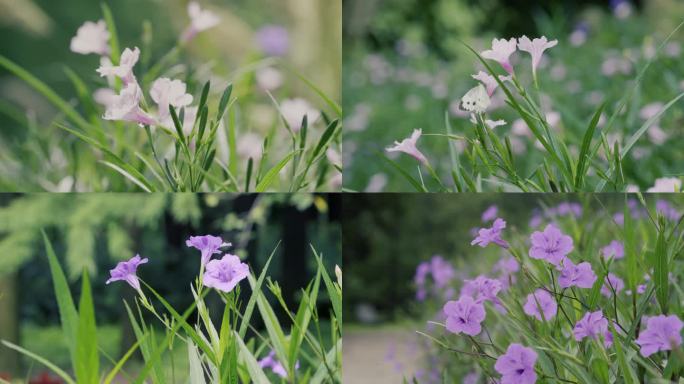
161 106 197 135
639 102 664 121
93 88 117 107
96 47 140 85
647 177 681 193
386 129 428 164
181 1 220 42
70 20 110 56
647 125 668 145
103 83 155 126
481 38 518 74
471 71 511 96
237 132 264 159
255 67 283 91
469 115 507 129
150 78 194 121
280 98 320 132
99 57 115 86
517 36 558 77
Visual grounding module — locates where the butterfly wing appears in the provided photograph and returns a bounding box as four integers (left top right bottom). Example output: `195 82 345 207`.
460 84 491 113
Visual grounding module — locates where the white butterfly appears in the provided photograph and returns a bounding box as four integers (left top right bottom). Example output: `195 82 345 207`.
460 84 491 113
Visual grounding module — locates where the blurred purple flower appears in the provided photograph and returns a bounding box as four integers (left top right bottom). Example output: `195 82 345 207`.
523 289 557 321
186 235 227 265
573 310 612 347
601 240 624 260
494 343 537 384
430 255 455 288
462 275 502 304
106 254 148 291
481 205 498 222
259 350 297 378
386 129 428 165
636 315 683 357
203 254 249 292
463 371 480 384
493 256 519 289
529 224 573 266
471 218 509 248
256 25 290 56
601 273 625 297
558 260 597 289
656 199 680 220
443 295 486 336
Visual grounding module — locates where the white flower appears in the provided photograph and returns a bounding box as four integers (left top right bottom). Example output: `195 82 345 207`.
182 2 220 42
481 38 517 74
150 78 194 120
647 178 681 193
280 98 320 132
96 47 140 85
103 83 155 126
93 88 117 107
255 67 283 91
517 36 558 77
70 20 110 56
237 132 264 159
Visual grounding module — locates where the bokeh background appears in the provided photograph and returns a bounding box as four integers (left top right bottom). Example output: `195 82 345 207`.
343 0 684 192
0 0 341 191
0 193 341 379
342 193 683 383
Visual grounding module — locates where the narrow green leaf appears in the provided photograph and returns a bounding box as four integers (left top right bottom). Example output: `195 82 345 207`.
245 157 253 192
101 3 120 64
1 341 75 384
381 155 427 192
75 269 99 384
239 243 279 338
574 103 605 189
233 332 270 384
216 84 233 121
654 217 669 313
254 150 299 192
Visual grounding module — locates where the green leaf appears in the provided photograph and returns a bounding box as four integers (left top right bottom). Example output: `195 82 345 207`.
233 331 270 384
311 246 341 333
381 155 427 192
309 120 339 163
244 158 253 192
101 3 120 64
239 243 279 338
254 150 299 192
75 269 99 384
216 84 233 121
574 103 605 189
1 341 75 384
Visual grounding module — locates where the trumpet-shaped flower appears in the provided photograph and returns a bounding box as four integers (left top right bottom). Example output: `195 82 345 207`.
443 295 486 336
494 344 537 384
150 77 194 120
181 1 220 42
601 240 624 260
186 234 227 265
256 25 290 57
558 260 597 289
106 254 148 291
573 310 613 347
70 20 110 56
280 98 320 132
386 129 428 165
601 273 625 297
481 38 517 74
636 315 683 357
471 218 509 248
103 83 156 126
96 47 140 85
472 71 511 96
529 224 573 266
517 36 558 77
203 254 249 292
523 289 557 321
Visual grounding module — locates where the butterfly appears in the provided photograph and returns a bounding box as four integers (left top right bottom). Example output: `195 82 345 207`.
460 84 491 113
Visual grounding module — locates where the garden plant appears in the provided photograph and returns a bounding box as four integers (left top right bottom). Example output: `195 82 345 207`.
412 196 684 383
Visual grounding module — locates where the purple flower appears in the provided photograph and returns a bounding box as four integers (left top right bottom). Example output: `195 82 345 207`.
386 129 428 164
258 350 297 378
554 202 582 218
255 25 289 56
529 224 573 266
462 275 503 303
186 235 227 264
106 254 148 291
494 343 537 384
573 310 613 347
471 218 509 248
493 256 519 289
656 200 680 221
463 371 480 384
601 240 624 260
636 315 683 357
203 254 249 292
481 205 498 222
444 295 486 336
600 273 625 297
430 255 455 288
523 289 557 321
558 260 597 289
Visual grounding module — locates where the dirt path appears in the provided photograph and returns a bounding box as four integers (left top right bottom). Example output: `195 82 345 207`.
343 327 422 383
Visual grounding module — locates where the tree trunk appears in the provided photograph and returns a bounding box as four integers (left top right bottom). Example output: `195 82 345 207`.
0 273 20 375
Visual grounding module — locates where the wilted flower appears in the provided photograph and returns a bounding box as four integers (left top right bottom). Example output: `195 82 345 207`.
256 25 290 56
181 1 220 42
96 47 140 85
443 295 486 336
386 129 428 165
517 36 558 78
70 20 110 56
636 315 683 357
529 224 573 266
106 254 148 291
280 98 320 132
601 240 624 260
471 218 509 248
601 273 625 297
481 38 517 74
494 343 537 384
203 254 249 292
573 310 612 347
523 289 557 321
150 77 194 121
186 234 228 265
558 260 597 289
103 83 156 126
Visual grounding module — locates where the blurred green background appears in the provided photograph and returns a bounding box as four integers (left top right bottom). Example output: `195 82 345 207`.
0 193 341 378
342 0 684 192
